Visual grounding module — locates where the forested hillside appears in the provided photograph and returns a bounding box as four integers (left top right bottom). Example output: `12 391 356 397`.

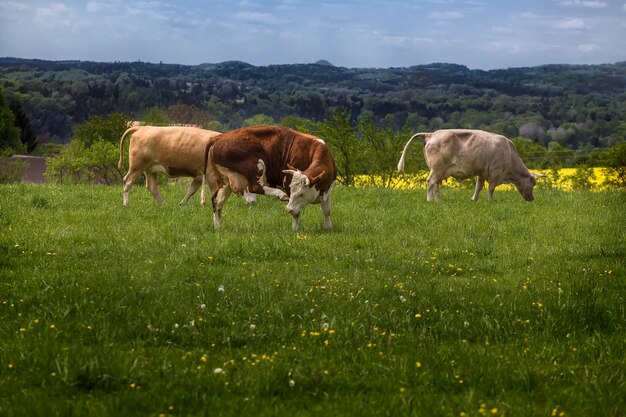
1 57 625 148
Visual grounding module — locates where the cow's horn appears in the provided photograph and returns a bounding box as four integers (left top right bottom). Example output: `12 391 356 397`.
287 163 298 171
282 169 296 175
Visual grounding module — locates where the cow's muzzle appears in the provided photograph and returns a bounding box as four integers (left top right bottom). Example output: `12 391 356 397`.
285 206 299 216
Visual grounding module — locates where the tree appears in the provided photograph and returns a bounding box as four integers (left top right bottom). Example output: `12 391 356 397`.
73 112 129 147
545 141 574 169
166 104 215 127
47 112 129 183
357 113 407 187
242 113 276 127
599 143 626 188
510 137 547 169
306 107 358 186
141 107 171 126
279 115 310 130
0 87 24 156
9 98 38 153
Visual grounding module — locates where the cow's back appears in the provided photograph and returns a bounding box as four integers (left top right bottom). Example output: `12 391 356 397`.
130 126 221 177
425 129 512 179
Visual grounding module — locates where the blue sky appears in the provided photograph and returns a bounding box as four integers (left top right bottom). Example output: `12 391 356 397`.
1 0 625 69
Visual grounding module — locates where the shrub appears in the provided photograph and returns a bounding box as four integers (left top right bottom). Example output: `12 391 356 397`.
599 143 626 188
0 158 28 183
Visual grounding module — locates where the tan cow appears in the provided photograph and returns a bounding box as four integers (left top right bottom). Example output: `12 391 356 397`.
397 129 543 201
118 125 235 206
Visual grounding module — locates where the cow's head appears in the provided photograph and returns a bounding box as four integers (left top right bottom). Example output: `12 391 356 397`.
515 172 545 201
282 169 324 216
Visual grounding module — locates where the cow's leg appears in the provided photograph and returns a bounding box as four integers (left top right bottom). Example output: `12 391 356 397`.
244 179 288 201
180 179 202 205
260 185 288 201
122 169 143 206
488 183 497 201
245 159 288 200
320 192 332 230
145 172 165 205
211 185 232 229
472 176 485 202
426 171 441 202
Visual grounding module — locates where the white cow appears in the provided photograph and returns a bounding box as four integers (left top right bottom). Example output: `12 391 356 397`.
398 129 543 201
118 125 257 206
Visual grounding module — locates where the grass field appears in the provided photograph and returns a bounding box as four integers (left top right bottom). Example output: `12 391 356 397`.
1 183 625 417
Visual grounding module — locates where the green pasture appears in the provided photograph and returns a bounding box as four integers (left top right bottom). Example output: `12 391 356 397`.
0 183 624 416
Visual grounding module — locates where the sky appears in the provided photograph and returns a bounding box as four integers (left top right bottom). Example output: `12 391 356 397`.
1 0 625 70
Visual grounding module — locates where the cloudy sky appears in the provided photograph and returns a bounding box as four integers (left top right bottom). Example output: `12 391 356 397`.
1 0 625 70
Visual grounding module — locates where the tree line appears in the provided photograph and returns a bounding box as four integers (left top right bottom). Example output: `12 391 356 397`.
1 58 625 148
1 58 625 186
32 108 626 189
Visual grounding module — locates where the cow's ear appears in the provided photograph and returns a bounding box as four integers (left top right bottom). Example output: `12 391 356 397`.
309 171 326 185
282 169 296 176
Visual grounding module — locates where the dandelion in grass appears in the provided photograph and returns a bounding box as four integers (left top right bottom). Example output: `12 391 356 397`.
415 361 422 368
250 324 256 332
218 285 225 294
213 367 224 375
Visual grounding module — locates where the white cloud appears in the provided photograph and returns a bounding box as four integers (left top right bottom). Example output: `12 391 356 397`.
429 11 463 20
381 35 433 47
0 1 29 12
554 18 586 30
520 12 542 19
578 43 600 53
464 1 486 6
492 26 513 34
36 3 72 18
86 2 120 13
233 11 279 24
559 0 607 8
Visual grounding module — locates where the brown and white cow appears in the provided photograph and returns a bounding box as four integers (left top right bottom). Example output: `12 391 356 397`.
201 126 337 231
118 125 257 206
397 129 543 202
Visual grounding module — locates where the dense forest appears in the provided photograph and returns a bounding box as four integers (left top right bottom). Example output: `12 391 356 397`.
1 57 625 151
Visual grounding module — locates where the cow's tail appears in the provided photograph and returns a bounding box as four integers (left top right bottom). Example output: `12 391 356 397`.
397 133 429 172
118 126 140 171
201 140 213 206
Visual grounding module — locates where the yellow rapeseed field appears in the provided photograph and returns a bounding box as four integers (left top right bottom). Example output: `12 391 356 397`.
354 168 621 191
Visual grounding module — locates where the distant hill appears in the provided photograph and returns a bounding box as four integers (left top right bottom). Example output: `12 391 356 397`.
1 57 625 148
314 60 335 67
